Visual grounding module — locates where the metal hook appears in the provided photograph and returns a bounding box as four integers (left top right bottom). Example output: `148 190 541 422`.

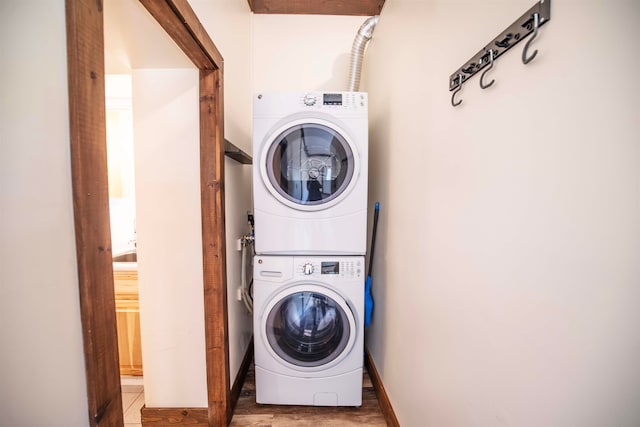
522 13 540 64
479 49 495 89
451 73 464 107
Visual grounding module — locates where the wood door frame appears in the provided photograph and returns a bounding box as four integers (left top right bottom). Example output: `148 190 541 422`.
66 0 230 425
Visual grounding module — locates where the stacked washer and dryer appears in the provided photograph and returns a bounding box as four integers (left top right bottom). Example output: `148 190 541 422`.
252 91 369 406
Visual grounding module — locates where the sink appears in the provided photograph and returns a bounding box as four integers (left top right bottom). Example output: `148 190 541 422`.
113 251 137 262
113 251 137 271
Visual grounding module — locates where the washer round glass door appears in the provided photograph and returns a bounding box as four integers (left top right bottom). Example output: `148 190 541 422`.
262 120 358 211
263 285 356 369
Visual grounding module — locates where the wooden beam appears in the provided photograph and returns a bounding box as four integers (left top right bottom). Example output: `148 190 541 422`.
248 0 385 16
169 0 224 69
65 0 123 425
138 0 222 70
200 68 231 426
141 407 208 425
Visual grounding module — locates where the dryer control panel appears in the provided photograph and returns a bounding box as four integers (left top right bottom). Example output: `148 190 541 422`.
299 92 367 110
254 91 368 119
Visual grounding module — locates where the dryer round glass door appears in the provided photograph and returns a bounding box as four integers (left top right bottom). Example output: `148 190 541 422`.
264 122 356 210
263 286 356 369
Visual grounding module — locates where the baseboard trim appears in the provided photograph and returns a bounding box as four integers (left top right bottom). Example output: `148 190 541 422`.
365 349 400 427
230 337 254 418
141 406 208 426
141 339 254 426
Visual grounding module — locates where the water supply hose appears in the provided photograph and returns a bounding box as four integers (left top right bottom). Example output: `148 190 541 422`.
240 235 254 313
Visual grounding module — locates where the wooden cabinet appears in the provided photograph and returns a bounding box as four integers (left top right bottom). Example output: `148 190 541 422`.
114 270 143 376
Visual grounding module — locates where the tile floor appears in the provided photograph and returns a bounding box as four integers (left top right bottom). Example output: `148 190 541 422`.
121 376 144 427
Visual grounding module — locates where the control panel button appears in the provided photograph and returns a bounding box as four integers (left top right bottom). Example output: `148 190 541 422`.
302 263 314 275
303 94 317 106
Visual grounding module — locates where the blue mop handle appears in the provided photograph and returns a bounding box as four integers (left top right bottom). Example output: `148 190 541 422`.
364 202 380 328
367 202 380 277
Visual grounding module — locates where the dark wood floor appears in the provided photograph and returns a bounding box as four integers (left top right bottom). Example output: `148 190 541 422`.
230 363 387 426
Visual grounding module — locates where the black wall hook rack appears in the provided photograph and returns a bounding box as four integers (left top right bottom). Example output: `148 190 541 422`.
448 0 551 102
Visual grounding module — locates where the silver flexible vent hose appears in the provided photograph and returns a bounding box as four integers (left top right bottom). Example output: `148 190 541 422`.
348 16 379 92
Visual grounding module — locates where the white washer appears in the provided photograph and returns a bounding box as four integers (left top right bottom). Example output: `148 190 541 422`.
253 92 368 255
253 255 364 406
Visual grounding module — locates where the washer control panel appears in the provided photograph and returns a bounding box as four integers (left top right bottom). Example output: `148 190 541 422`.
295 258 362 278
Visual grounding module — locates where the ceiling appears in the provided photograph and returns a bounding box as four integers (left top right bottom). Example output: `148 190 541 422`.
247 0 385 16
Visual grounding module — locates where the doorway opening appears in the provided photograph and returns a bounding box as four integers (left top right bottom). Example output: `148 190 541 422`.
105 74 143 424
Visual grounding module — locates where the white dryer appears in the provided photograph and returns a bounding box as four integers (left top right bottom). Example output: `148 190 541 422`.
253 255 364 406
252 92 368 255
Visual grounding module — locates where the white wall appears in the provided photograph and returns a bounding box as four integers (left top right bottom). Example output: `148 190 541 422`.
364 0 640 425
188 0 255 384
0 1 89 426
222 158 254 382
252 14 366 92
133 68 208 407
106 75 137 255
